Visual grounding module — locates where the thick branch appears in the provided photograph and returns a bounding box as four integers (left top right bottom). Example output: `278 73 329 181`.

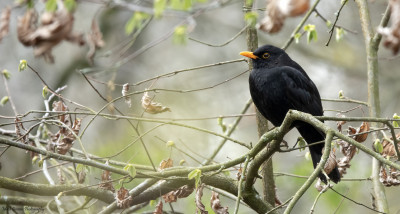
0 176 114 203
0 196 58 211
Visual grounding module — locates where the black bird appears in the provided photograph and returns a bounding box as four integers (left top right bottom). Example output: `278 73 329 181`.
240 45 340 183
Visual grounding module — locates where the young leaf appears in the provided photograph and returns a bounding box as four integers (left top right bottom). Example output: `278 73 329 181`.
294 33 302 44
244 12 258 28
173 25 187 45
123 164 137 178
170 0 192 11
188 169 201 188
326 20 332 28
45 0 57 12
154 0 167 18
303 24 317 44
166 140 175 147
64 0 77 12
217 117 227 133
125 13 149 35
24 206 30 214
297 137 306 151
338 90 345 99
31 156 39 165
0 96 9 106
2 69 10 79
76 163 84 173
374 139 383 154
56 192 63 200
18 59 27 72
335 27 345 42
38 159 44 168
42 86 49 98
393 113 400 128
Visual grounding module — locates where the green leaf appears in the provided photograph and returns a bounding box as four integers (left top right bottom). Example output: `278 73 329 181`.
335 28 345 42
56 192 63 200
76 164 84 173
303 24 317 44
297 137 306 151
150 199 156 206
124 164 137 178
179 159 186 165
307 29 317 43
32 156 39 165
166 140 175 147
2 69 11 79
27 0 34 8
393 113 400 128
294 33 302 44
42 86 49 98
188 169 201 188
338 90 345 99
45 0 57 12
173 25 187 45
125 12 150 35
154 0 167 18
326 20 332 28
244 12 258 28
23 206 30 214
18 59 27 72
0 96 9 106
374 139 383 153
217 117 227 133
303 24 315 32
183 0 192 10
38 159 44 168
170 0 192 11
64 0 77 12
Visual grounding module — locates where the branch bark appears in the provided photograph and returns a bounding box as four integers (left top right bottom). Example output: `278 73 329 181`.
243 0 276 207
354 0 391 212
0 176 115 203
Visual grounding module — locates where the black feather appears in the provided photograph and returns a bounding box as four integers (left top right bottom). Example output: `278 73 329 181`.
246 45 340 183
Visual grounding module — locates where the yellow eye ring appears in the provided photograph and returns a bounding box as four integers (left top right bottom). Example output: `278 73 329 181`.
262 53 270 59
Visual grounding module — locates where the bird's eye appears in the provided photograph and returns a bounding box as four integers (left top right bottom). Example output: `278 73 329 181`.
262 53 270 59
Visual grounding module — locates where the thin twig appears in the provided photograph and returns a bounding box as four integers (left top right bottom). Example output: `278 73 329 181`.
81 73 157 170
282 0 322 50
310 185 329 214
326 0 349 46
234 155 251 214
189 25 248 47
329 187 386 214
314 9 357 34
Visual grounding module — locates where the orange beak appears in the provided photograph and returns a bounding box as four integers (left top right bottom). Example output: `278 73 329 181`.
240 51 258 59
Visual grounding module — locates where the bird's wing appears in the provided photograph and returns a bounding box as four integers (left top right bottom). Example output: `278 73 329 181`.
281 66 324 116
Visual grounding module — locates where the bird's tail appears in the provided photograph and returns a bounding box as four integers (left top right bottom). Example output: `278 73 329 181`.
297 123 341 183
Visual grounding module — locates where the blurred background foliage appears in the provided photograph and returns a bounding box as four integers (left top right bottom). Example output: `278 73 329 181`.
1 0 400 213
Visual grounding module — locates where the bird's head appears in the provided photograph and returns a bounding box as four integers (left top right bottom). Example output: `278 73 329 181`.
240 45 290 69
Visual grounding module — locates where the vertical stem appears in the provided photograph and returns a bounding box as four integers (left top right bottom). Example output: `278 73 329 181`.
354 0 390 212
243 0 275 206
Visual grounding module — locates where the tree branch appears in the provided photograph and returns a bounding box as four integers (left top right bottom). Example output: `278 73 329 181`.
354 0 391 211
0 176 115 203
